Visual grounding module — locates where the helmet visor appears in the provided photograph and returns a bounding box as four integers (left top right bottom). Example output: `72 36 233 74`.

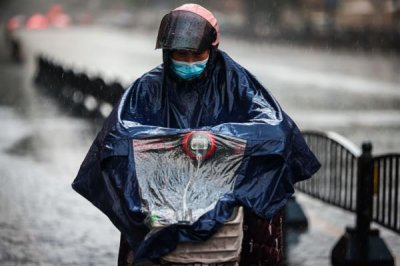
156 10 216 52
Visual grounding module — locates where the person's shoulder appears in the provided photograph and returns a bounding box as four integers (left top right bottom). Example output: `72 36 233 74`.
216 49 266 92
138 64 164 84
124 65 164 97
217 49 245 72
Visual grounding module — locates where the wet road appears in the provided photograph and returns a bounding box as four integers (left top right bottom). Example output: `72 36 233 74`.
1 26 399 265
0 35 119 265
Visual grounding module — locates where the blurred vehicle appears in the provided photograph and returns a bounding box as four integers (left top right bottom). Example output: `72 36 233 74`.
26 13 49 30
46 4 71 28
6 15 25 32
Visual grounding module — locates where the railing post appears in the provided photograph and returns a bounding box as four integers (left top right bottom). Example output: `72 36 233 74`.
331 142 394 266
355 142 373 242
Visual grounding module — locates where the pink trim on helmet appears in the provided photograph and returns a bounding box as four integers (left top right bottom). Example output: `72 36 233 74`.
174 3 220 46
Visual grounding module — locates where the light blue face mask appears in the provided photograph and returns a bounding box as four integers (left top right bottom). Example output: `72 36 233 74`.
170 58 209 80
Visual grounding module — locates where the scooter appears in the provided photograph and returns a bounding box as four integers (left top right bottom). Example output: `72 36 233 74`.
118 131 283 266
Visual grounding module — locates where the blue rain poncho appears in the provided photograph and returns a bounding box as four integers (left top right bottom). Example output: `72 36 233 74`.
72 49 320 263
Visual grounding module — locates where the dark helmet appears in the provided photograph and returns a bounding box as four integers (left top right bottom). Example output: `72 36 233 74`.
155 4 220 52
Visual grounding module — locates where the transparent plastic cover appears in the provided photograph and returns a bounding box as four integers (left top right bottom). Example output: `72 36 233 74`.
132 132 246 226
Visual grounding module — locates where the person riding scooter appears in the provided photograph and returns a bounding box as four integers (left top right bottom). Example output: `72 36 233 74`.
72 3 320 266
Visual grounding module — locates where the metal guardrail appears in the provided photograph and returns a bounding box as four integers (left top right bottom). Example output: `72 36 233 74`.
299 130 400 235
35 56 124 119
373 154 400 233
297 130 360 212
300 130 396 264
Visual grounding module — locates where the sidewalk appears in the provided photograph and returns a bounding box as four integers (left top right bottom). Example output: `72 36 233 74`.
287 192 400 266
